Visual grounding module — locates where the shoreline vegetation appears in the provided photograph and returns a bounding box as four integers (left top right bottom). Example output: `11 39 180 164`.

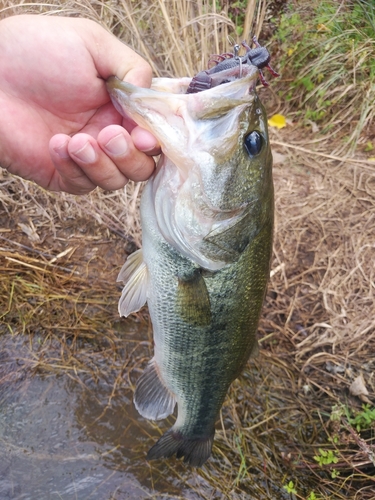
0 1 374 498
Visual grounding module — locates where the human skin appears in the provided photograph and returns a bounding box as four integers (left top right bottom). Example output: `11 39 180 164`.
0 15 161 194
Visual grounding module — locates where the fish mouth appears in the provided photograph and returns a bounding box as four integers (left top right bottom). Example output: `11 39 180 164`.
106 70 259 180
106 63 258 100
106 66 258 135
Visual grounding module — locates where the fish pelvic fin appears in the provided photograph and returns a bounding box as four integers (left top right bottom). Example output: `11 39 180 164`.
147 428 214 467
117 248 148 317
176 269 211 326
134 359 176 420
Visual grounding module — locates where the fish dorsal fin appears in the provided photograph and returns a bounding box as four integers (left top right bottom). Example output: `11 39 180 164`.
117 249 148 317
134 359 176 421
176 269 212 326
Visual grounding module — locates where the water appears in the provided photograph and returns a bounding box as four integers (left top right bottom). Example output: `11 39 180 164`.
0 332 209 500
0 321 309 500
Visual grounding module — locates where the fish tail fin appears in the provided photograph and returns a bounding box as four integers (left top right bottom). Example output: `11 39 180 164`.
134 359 176 420
147 428 214 467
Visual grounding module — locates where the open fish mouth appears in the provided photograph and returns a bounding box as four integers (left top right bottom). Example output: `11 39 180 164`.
106 64 259 131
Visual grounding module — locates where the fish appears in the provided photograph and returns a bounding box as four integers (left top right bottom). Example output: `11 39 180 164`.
106 62 274 467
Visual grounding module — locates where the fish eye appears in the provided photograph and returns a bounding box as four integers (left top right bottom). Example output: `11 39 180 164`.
244 131 262 157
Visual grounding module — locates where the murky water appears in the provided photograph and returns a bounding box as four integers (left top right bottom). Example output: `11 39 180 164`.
0 331 211 500
0 316 312 500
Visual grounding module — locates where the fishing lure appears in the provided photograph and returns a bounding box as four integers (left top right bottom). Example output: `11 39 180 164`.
186 36 279 93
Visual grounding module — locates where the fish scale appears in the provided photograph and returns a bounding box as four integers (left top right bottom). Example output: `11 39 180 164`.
107 66 274 466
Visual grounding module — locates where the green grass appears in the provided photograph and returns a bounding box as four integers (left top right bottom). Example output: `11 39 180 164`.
274 0 375 151
349 404 375 432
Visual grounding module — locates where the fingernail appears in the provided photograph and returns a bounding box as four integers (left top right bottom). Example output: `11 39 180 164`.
142 144 160 153
72 142 97 163
53 140 70 159
104 133 128 156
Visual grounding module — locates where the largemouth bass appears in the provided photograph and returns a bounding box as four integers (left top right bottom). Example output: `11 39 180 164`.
107 63 273 467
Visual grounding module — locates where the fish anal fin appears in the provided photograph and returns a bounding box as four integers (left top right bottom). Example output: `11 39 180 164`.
134 359 176 421
176 269 211 326
147 428 214 467
117 249 148 317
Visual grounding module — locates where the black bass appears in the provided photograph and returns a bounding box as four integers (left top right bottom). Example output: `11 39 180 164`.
107 63 273 467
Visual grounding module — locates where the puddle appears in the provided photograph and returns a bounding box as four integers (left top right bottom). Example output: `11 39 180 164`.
0 332 210 500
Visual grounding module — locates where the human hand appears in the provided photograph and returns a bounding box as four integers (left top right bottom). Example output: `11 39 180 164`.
0 15 160 194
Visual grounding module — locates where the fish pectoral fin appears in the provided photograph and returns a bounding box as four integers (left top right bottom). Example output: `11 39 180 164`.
134 359 176 421
177 270 211 326
117 248 148 317
147 428 214 467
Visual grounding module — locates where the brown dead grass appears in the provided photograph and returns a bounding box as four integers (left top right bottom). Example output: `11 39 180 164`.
0 1 374 499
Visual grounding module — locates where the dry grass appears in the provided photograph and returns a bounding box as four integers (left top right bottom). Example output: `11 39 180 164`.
0 0 375 499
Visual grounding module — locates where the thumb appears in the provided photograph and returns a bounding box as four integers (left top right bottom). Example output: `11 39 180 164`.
80 19 153 87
